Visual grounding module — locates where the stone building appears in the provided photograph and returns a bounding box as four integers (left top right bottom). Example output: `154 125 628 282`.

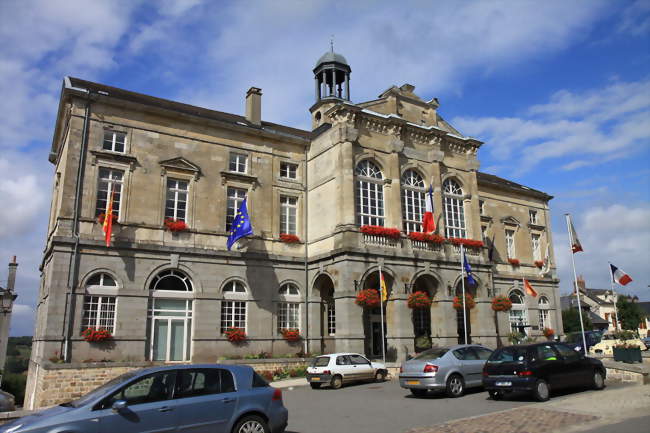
27 50 562 384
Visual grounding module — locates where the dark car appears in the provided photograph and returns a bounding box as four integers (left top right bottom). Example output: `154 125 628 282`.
564 330 602 354
482 342 606 402
0 364 287 433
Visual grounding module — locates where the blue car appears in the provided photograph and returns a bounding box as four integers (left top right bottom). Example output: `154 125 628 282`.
1 364 287 433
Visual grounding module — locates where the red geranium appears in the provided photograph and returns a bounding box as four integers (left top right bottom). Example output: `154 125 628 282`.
407 291 432 309
408 232 446 244
81 328 112 342
508 258 520 266
534 260 544 268
281 329 302 342
453 294 476 310
360 225 402 239
355 289 381 308
447 238 484 248
543 328 555 338
491 295 512 312
279 234 301 244
97 213 118 225
164 218 188 232
224 327 247 343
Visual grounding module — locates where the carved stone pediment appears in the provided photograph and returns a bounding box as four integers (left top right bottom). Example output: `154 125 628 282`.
159 157 202 179
501 216 521 227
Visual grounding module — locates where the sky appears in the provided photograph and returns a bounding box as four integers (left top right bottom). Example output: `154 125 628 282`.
0 0 649 336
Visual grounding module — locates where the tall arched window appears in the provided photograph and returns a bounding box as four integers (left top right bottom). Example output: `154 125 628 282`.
401 170 426 233
221 280 248 334
443 179 466 238
82 272 118 333
149 269 193 291
355 160 384 226
278 283 300 334
508 289 528 334
538 296 551 330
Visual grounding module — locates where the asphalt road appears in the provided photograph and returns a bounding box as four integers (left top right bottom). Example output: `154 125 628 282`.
582 415 650 433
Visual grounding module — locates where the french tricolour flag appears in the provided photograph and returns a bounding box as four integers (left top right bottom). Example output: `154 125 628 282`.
422 185 436 233
610 263 632 286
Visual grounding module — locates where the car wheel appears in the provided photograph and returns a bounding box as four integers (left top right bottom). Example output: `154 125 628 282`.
445 374 465 398
532 379 550 402
375 370 386 382
410 389 428 397
310 382 322 389
592 370 605 390
330 375 343 389
488 390 503 400
232 414 269 433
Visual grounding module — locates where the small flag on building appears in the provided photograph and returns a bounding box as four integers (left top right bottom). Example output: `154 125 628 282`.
463 249 477 286
103 189 115 248
227 198 253 250
610 263 632 286
539 244 551 277
422 185 436 233
523 278 538 297
567 215 583 253
379 268 388 302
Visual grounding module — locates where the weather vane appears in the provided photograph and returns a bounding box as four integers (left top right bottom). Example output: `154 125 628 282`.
330 34 334 52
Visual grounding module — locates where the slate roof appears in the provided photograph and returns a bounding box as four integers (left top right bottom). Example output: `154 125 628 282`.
476 172 553 201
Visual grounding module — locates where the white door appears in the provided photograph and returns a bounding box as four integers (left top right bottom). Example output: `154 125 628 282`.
150 299 192 362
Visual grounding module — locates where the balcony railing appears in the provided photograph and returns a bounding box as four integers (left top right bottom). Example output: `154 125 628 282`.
411 240 443 253
362 234 401 248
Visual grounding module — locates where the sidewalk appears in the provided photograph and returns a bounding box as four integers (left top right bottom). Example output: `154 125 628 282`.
404 384 650 433
271 377 309 389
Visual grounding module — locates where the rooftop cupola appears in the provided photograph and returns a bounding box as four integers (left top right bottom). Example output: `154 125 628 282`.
313 43 351 102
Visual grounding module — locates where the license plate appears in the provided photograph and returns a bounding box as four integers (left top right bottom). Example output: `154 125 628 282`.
495 381 512 387
406 380 420 385
311 377 320 381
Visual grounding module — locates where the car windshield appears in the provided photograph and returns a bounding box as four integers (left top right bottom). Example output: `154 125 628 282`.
413 348 448 360
565 333 582 343
488 347 528 363
65 371 138 408
312 356 330 367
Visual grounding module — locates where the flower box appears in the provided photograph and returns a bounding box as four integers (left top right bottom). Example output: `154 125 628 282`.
613 346 642 363
279 234 301 244
491 295 512 312
97 213 118 225
355 289 381 308
534 260 544 268
508 258 520 266
542 327 555 339
280 329 302 342
224 327 247 343
408 232 445 244
447 238 484 248
81 328 112 343
360 225 401 239
164 218 188 232
453 294 475 310
407 291 432 309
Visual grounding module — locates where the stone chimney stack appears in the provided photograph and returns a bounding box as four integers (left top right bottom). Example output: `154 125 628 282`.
7 256 17 292
245 87 262 126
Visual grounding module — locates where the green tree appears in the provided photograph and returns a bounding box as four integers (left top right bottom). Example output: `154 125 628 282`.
616 296 645 331
562 308 593 333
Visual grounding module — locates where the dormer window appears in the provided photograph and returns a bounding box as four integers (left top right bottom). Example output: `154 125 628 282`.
103 130 126 153
229 153 248 173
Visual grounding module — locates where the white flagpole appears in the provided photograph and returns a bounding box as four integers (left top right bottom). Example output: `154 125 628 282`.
460 245 468 345
378 265 386 364
565 214 588 353
608 263 619 332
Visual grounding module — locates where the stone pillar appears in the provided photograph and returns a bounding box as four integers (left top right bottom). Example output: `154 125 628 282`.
337 140 357 227
331 69 336 97
315 76 320 101
322 71 326 96
333 292 365 354
386 296 412 362
385 152 401 228
345 73 350 100
430 160 444 236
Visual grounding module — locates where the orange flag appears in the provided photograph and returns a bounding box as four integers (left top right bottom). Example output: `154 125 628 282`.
523 278 538 297
103 189 115 247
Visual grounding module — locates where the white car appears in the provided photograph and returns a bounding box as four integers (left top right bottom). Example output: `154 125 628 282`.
306 353 388 389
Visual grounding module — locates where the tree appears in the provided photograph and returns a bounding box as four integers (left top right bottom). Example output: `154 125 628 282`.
616 296 645 331
562 308 593 333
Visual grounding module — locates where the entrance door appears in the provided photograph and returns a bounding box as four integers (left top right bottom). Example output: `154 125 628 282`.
150 299 192 362
456 308 472 344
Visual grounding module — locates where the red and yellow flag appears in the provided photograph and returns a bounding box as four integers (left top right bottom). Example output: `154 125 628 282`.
380 270 388 302
523 278 538 297
103 189 115 247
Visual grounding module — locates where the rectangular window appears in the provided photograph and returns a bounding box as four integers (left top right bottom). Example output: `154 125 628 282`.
356 180 385 226
401 189 425 233
95 167 124 218
531 234 541 261
327 301 336 335
81 296 117 333
481 226 488 243
280 195 298 235
102 131 126 153
280 161 297 179
509 309 528 334
220 301 246 333
229 153 248 173
444 196 466 238
165 178 189 222
277 303 300 333
479 200 485 215
226 187 247 232
505 229 516 258
529 210 538 225
413 308 431 337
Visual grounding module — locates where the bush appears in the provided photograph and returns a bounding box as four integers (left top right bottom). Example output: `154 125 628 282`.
2 373 26 406
261 371 274 381
288 366 307 377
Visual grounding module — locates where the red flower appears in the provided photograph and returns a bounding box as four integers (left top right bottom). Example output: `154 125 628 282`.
279 234 301 244
407 291 432 309
360 225 402 239
491 295 513 312
453 294 476 310
164 218 188 232
81 327 112 342
224 327 247 343
355 289 381 308
97 213 118 225
280 329 302 342
508 258 520 266
534 260 544 268
543 328 555 338
408 232 446 244
448 238 484 248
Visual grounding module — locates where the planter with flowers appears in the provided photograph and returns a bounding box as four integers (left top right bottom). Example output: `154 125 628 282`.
279 234 301 244
447 238 484 249
164 218 188 232
453 294 476 310
224 327 247 344
491 295 512 312
407 291 432 309
280 328 302 342
355 289 381 308
408 232 446 244
82 328 112 343
613 343 642 363
507 258 520 266
360 225 401 240
542 327 555 340
97 213 118 225
534 260 544 268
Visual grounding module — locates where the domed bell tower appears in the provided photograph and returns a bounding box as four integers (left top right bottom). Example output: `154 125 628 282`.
310 45 351 130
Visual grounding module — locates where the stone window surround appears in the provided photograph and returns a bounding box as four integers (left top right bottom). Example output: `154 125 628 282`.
161 171 195 228
279 160 299 181
89 157 134 223
101 124 131 155
277 189 302 238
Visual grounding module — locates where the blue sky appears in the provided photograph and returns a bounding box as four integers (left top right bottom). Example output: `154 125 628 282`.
0 0 649 336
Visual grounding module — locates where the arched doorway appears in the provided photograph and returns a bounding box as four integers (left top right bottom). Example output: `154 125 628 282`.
362 270 393 358
313 274 335 354
411 274 438 352
455 277 477 344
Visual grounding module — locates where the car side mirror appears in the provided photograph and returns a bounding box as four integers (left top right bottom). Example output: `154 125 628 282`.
112 400 128 412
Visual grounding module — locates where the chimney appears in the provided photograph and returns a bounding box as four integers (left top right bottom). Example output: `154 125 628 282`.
7 256 17 292
245 87 262 126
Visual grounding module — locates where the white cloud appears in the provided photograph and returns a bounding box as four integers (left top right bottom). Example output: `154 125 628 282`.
9 304 36 337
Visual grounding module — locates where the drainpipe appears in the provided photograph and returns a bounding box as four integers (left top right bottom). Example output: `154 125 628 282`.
62 91 92 362
303 147 310 355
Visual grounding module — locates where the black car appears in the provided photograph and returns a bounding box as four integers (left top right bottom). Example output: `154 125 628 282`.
564 330 603 354
482 342 606 402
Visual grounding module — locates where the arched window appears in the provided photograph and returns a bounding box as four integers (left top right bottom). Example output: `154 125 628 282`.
221 280 247 334
279 283 300 296
508 289 528 334
278 283 300 334
401 170 426 233
443 179 466 238
223 280 247 294
86 273 117 287
538 296 551 330
82 273 117 333
355 160 384 226
149 269 193 291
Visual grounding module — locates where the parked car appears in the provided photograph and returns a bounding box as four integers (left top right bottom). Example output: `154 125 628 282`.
564 330 603 354
306 353 387 389
589 332 647 355
398 344 493 398
641 336 650 350
482 342 606 402
0 390 15 413
0 364 287 433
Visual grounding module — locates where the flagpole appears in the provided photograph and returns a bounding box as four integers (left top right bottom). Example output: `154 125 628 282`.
378 265 386 364
565 214 588 354
460 245 468 345
608 263 619 332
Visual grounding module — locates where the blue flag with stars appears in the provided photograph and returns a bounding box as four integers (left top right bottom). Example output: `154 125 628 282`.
227 198 253 250
463 250 477 286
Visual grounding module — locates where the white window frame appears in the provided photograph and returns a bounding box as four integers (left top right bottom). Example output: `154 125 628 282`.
401 170 426 233
148 298 193 362
95 167 124 219
443 179 466 238
229 153 248 174
277 302 301 334
505 229 516 258
529 210 538 225
150 270 193 292
221 301 247 334
102 130 126 153
165 178 189 222
531 233 541 261
280 195 298 235
538 296 551 330
327 301 336 336
280 161 298 180
508 289 528 334
355 160 384 226
479 200 485 215
81 295 117 333
226 187 247 232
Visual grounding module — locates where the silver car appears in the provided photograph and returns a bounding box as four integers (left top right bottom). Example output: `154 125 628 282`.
399 344 493 397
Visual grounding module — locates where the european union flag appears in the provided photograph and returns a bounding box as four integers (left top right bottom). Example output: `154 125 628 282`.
227 198 253 250
463 251 477 286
